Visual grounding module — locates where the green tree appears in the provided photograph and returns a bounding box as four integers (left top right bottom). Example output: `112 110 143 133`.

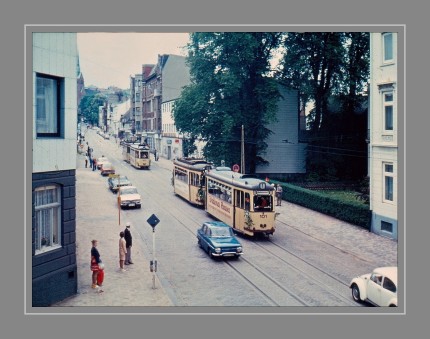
79 93 106 125
173 32 283 173
277 32 370 181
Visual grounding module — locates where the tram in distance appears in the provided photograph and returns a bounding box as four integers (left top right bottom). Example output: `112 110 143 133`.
172 158 277 236
172 157 213 207
122 141 151 169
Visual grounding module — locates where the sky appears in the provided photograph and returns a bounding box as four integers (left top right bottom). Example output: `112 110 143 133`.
77 32 191 89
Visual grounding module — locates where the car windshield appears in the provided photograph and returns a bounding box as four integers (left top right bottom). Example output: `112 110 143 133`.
121 187 138 195
210 227 233 237
113 177 128 183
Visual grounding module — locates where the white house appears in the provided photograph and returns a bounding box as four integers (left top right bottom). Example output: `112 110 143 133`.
369 32 398 240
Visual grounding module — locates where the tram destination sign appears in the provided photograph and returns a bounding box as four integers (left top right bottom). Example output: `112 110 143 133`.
255 191 271 195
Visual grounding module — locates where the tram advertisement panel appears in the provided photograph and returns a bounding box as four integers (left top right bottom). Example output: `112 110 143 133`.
207 195 234 226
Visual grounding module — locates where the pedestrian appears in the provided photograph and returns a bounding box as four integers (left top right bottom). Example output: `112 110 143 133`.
119 231 127 272
89 156 93 168
154 149 158 161
85 157 88 168
90 239 103 292
92 157 97 171
124 222 133 265
276 184 283 206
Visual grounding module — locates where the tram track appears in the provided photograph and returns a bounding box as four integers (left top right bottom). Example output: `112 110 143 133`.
89 133 361 306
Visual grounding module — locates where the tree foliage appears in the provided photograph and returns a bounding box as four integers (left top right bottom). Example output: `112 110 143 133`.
173 32 283 173
79 93 106 125
277 32 370 181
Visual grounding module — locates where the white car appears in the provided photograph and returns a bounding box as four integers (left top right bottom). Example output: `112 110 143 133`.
349 266 398 307
117 186 141 209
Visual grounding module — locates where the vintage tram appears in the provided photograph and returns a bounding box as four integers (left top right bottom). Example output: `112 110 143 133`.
172 158 213 206
204 167 276 236
122 142 151 169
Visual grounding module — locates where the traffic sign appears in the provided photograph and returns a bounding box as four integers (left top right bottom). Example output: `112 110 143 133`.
232 164 240 172
147 214 160 230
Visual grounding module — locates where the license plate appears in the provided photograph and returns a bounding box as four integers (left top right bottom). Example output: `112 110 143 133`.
129 203 135 207
224 253 234 257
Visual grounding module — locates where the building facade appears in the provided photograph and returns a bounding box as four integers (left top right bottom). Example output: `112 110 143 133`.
160 55 191 159
255 85 307 177
32 33 78 306
369 32 398 240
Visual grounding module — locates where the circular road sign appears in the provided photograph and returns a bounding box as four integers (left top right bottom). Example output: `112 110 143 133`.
232 164 240 172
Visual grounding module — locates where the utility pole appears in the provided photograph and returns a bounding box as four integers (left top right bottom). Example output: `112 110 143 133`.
241 125 245 174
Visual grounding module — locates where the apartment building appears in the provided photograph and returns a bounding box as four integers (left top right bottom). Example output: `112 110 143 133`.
32 33 78 306
369 32 398 240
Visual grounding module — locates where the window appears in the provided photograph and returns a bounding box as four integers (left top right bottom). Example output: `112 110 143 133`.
381 221 393 233
36 73 62 137
383 163 394 202
383 277 397 293
34 185 61 254
384 92 394 131
383 33 393 62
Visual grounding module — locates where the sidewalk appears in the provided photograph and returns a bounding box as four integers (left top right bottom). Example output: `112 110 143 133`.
53 152 173 307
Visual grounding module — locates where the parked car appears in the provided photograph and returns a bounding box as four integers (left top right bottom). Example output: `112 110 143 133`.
349 266 398 307
100 162 115 176
197 221 243 259
117 186 141 209
108 175 132 193
96 157 109 169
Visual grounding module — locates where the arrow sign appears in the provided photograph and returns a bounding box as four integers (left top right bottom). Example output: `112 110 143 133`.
147 214 160 230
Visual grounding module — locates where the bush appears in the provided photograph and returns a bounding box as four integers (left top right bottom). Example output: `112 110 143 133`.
275 182 371 230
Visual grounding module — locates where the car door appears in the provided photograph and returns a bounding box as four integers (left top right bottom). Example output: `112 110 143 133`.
367 273 383 305
380 277 397 306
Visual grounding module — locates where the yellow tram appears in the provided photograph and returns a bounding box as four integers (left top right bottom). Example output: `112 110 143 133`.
122 142 151 169
205 167 276 236
172 158 213 206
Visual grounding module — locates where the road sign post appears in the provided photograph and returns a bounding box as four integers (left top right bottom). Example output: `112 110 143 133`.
147 214 160 289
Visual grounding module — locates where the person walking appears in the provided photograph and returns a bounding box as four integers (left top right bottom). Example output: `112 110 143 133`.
92 157 97 171
276 184 283 206
154 149 158 161
124 222 133 265
90 239 103 292
118 231 127 272
85 157 88 168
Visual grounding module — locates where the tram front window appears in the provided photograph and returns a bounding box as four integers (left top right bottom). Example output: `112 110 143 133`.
254 195 272 211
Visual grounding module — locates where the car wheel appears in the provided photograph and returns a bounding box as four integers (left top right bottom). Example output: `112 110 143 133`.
197 239 202 248
351 284 361 302
207 247 213 258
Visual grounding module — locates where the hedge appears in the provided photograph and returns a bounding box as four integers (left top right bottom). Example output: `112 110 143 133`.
275 182 371 230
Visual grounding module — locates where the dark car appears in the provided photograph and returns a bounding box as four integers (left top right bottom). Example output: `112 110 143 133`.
108 175 132 193
197 221 243 259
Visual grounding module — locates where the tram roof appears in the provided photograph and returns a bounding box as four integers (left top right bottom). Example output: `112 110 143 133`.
123 142 150 150
174 158 213 171
206 167 274 191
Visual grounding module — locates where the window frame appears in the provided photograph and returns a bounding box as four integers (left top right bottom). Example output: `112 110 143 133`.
34 185 62 255
383 91 394 132
36 73 62 138
382 32 394 64
383 162 394 203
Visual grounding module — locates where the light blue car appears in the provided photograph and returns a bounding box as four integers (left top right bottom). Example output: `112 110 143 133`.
197 221 243 259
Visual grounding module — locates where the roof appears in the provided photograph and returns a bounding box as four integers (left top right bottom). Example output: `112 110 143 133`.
204 221 230 228
206 168 275 191
373 267 398 282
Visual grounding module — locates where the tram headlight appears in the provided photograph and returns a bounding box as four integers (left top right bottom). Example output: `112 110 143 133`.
214 248 221 254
